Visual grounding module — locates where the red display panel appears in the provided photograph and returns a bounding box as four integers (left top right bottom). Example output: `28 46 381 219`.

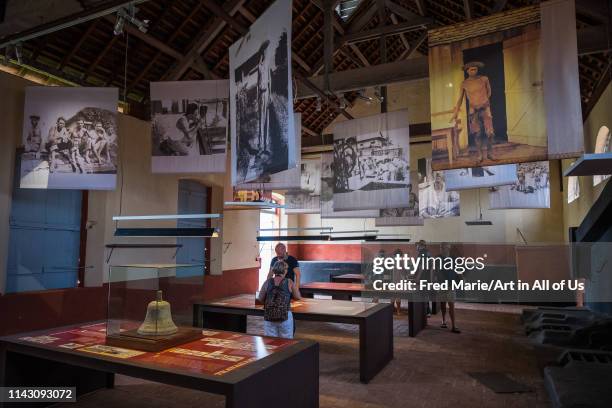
16 322 296 376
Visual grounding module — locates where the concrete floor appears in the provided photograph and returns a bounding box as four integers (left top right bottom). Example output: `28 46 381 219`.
60 305 550 408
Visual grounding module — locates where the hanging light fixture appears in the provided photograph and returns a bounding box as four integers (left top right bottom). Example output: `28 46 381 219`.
465 189 493 226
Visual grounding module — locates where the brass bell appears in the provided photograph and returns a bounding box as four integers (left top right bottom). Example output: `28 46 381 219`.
137 290 178 336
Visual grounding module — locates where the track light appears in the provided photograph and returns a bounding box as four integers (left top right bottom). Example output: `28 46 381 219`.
357 89 373 104
374 86 384 103
14 44 22 64
113 4 149 36
114 15 125 35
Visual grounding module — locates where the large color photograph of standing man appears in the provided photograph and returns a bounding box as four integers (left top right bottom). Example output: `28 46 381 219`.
428 6 548 170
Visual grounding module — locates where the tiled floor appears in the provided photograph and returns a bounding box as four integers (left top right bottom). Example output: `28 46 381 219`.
61 305 549 408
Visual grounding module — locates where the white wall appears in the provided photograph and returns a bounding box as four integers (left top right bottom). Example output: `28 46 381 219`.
562 82 612 236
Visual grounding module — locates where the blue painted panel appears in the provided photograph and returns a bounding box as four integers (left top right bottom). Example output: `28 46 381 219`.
176 180 207 278
6 155 82 293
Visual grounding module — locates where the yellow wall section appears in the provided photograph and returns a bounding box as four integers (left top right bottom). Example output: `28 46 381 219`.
562 82 612 238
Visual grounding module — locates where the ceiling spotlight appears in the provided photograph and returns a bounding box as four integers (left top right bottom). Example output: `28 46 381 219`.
374 86 384 103
357 89 373 104
113 14 125 35
338 93 348 109
114 4 149 36
316 97 322 112
14 43 22 64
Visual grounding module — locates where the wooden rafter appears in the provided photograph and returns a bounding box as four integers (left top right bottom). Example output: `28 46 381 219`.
463 0 474 20
162 0 246 80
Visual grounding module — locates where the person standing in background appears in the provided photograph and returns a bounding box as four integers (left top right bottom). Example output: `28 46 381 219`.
437 243 460 333
267 243 301 289
416 239 434 316
257 261 301 339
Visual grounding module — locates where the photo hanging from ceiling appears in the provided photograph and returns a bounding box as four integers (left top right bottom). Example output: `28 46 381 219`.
428 1 583 171
150 80 228 173
321 152 378 219
444 164 517 191
332 110 411 211
593 125 611 187
375 171 424 226
489 161 550 209
418 158 460 218
236 113 301 191
20 86 118 190
230 0 295 185
285 157 322 214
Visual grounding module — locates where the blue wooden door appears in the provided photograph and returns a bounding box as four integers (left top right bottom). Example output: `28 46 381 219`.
176 180 207 278
6 155 82 292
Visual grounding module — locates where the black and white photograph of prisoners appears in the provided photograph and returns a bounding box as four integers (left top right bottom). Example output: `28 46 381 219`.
236 113 301 191
285 157 322 214
230 0 295 185
489 161 550 209
444 164 517 191
418 158 460 218
332 110 411 211
21 86 118 190
321 153 379 219
150 80 228 173
375 171 424 226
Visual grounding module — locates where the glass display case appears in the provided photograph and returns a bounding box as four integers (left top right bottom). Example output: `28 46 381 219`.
106 263 206 351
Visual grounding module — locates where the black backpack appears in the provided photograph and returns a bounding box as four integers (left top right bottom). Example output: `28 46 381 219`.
264 278 290 322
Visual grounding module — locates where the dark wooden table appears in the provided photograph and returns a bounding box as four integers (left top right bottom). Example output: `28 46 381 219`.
299 282 364 301
296 282 428 337
193 295 393 383
330 273 365 283
0 322 319 408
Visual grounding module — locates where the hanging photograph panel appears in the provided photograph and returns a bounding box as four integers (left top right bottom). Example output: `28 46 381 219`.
229 0 295 185
332 110 411 211
20 86 118 190
444 164 517 191
150 80 228 173
489 161 550 209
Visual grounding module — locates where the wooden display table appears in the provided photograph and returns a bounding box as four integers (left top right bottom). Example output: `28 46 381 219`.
193 295 393 383
294 282 428 337
0 322 318 408
330 273 365 283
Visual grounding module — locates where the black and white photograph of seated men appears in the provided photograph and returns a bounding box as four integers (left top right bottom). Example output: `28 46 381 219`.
20 86 118 190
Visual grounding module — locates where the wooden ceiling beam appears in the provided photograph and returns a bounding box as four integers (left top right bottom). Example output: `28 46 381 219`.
323 0 335 92
296 57 428 99
295 72 353 120
583 60 611 119
385 0 422 21
341 16 431 44
126 0 202 93
463 0 474 20
162 0 246 81
491 0 508 14
346 0 378 33
348 43 370 66
414 0 427 16
201 0 248 36
398 29 427 60
59 20 99 70
390 14 410 53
